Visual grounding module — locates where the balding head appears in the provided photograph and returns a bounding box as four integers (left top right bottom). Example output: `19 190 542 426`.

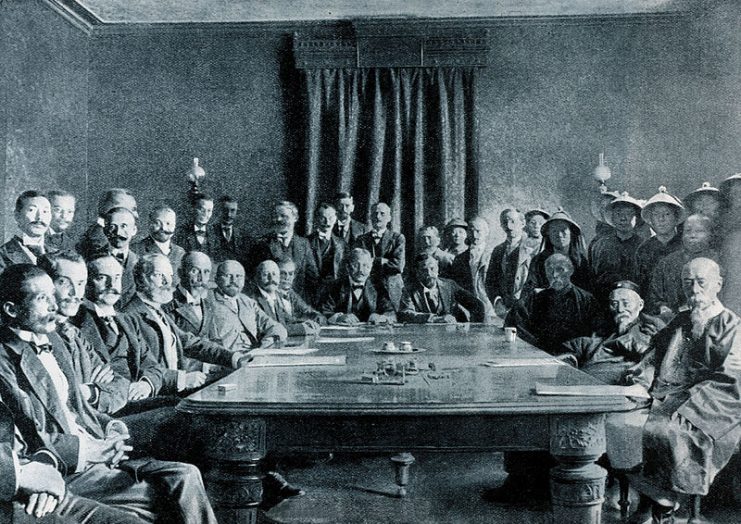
370 202 391 231
87 255 123 306
468 216 490 248
180 251 212 298
545 253 574 291
216 260 245 297
255 260 281 294
682 257 723 312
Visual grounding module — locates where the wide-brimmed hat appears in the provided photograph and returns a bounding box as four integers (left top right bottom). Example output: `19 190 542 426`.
590 187 621 222
445 217 468 230
684 182 720 209
719 173 741 194
641 186 686 224
604 192 643 227
541 208 581 236
524 208 550 221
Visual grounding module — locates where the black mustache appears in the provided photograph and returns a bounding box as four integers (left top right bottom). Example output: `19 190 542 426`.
101 289 121 296
31 221 49 226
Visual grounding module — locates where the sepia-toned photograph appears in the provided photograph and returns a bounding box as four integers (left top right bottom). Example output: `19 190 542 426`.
0 1 739 523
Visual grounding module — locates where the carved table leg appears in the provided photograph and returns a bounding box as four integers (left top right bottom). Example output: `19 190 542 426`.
550 414 607 524
390 452 415 497
200 417 267 524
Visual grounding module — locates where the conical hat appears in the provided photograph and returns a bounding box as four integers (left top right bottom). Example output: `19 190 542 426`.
719 173 741 194
541 208 581 236
524 208 550 221
641 186 686 224
684 182 720 208
604 192 643 227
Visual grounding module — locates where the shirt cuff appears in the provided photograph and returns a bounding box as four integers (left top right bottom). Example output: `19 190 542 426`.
176 370 187 392
84 383 100 407
231 352 245 368
140 377 155 396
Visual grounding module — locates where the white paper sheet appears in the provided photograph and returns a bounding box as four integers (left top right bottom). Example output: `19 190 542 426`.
247 355 347 367
316 337 376 343
247 347 318 356
535 383 651 399
483 358 565 367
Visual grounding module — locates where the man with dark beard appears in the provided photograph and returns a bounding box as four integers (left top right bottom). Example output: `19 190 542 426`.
163 251 216 340
625 258 741 524
131 205 185 285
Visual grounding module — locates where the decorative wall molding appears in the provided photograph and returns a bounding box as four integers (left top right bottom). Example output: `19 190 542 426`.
41 0 98 34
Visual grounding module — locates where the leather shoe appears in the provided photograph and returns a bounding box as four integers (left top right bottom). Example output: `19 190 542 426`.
261 471 305 509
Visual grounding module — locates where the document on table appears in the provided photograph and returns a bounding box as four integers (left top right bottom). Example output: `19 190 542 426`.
320 325 358 331
483 357 565 367
247 355 346 367
535 383 651 399
247 347 318 356
316 337 376 343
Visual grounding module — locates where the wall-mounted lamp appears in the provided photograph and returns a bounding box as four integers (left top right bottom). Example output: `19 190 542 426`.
592 152 612 190
186 157 206 204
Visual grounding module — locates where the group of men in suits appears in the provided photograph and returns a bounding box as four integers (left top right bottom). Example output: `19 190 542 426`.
0 176 739 524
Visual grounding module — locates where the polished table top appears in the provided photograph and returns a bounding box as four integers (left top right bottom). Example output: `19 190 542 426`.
180 323 635 416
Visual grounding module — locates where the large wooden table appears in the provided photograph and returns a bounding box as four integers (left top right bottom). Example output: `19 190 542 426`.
179 323 636 523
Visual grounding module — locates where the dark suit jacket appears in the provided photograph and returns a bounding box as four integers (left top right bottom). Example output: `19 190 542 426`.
353 230 405 309
0 328 111 475
122 295 236 394
485 240 522 308
72 302 165 395
251 234 319 301
57 321 129 415
333 218 367 245
173 222 219 259
131 236 186 283
162 286 216 339
75 223 109 261
46 230 76 253
318 278 396 322
307 232 347 282
399 278 485 323
209 223 253 266
116 251 138 311
0 237 37 273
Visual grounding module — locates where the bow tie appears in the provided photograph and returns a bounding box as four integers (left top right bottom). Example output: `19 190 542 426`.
372 233 383 241
30 341 52 354
351 284 364 291
112 252 126 264
194 225 207 233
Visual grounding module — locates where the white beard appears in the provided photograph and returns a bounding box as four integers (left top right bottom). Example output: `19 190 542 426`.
690 307 712 340
616 318 633 335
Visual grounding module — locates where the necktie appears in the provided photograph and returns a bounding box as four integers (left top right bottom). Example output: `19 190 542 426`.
102 316 120 335
425 290 438 313
99 316 119 346
223 226 232 242
113 252 126 265
25 244 44 259
337 225 345 239
195 226 206 244
152 308 178 370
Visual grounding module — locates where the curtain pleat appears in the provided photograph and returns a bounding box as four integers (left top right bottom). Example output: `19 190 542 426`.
298 67 478 264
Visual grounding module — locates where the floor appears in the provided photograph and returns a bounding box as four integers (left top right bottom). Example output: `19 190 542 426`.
264 452 739 524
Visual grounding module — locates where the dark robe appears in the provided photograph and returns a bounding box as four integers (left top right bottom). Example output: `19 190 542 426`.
522 250 592 298
505 284 603 355
646 248 719 314
634 233 682 297
632 308 741 496
588 231 642 302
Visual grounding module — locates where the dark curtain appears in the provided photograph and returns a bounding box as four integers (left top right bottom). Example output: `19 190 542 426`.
296 67 479 259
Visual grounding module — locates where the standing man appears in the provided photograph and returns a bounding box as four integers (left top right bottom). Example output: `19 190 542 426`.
252 201 318 302
0 191 52 272
353 202 405 311
448 216 494 320
123 254 250 395
635 187 685 296
523 208 549 253
399 254 484 324
131 204 185 284
333 192 367 245
486 209 539 318
417 226 454 274
163 251 216 340
308 204 347 302
174 193 218 257
46 190 77 252
211 195 251 265
101 207 139 309
76 189 138 261
247 260 323 336
625 258 741 524
589 192 644 302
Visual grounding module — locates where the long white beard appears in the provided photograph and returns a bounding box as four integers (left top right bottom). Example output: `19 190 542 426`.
690 307 712 340
616 318 633 335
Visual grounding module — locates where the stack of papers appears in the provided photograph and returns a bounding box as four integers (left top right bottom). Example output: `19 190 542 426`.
535 383 651 399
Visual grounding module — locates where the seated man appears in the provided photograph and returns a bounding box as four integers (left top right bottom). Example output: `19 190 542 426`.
209 260 288 351
505 253 603 355
131 204 185 285
247 260 322 336
399 254 485 324
448 216 494 319
562 280 659 384
0 400 144 524
0 191 53 271
163 251 216 340
123 254 251 395
647 214 719 319
0 264 218 523
319 248 396 325
625 258 741 523
277 258 327 329
46 190 78 253
72 256 165 404
38 252 130 415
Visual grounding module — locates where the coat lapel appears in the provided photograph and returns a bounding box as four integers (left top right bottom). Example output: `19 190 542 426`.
76 307 110 363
